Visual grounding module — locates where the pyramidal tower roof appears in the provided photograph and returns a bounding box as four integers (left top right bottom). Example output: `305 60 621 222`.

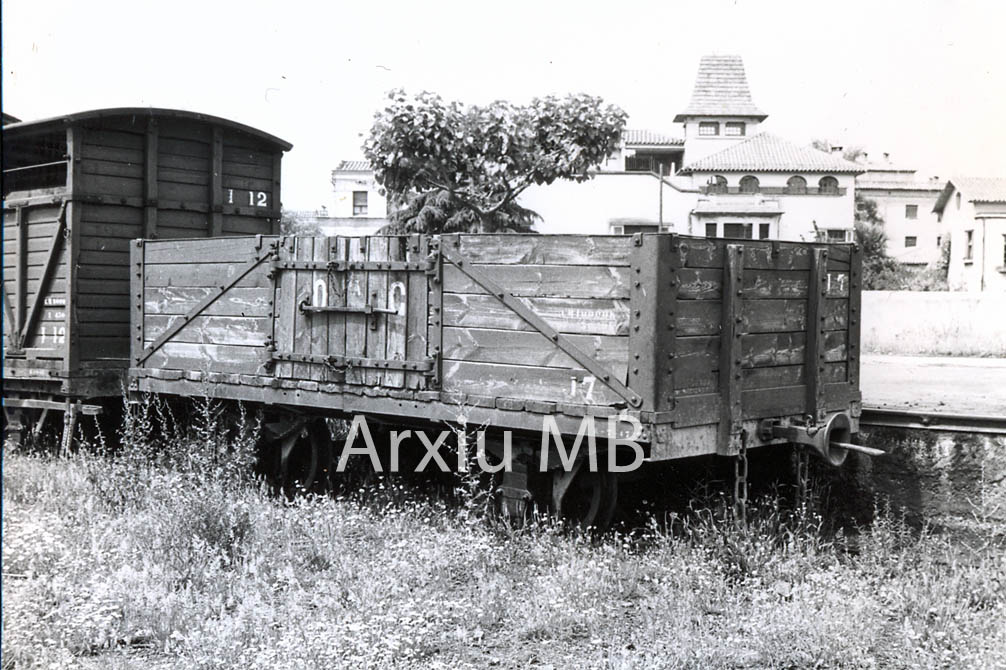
674 55 767 122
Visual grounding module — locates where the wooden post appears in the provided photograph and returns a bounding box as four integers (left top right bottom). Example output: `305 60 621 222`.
64 127 83 377
627 233 677 413
210 127 223 237
806 247 828 422
718 244 744 455
15 206 26 348
144 119 159 239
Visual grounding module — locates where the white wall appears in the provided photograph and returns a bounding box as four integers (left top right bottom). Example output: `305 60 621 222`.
331 172 388 219
521 173 698 235
688 171 856 242
859 188 944 265
862 290 1006 355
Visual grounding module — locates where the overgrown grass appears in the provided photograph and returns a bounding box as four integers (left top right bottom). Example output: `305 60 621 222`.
3 401 1005 669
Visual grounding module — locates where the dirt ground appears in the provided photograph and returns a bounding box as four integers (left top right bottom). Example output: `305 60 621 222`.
861 354 1006 416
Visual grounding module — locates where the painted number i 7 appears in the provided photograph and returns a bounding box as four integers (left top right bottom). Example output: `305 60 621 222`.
226 189 269 207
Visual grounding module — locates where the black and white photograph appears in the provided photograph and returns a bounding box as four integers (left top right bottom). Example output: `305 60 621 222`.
2 1 1005 668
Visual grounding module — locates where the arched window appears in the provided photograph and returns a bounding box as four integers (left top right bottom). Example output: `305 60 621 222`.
819 176 839 194
707 175 728 194
739 175 760 194
786 175 807 194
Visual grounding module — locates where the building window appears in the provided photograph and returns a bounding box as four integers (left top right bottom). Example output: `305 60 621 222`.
611 223 660 235
759 223 771 239
698 122 719 136
739 175 760 194
905 204 918 219
936 236 942 247
723 223 753 239
705 223 718 237
965 230 974 260
725 122 745 136
826 229 848 243
956 192 962 209
625 153 676 175
819 176 839 194
353 191 368 215
707 175 728 194
905 236 917 247
786 175 807 194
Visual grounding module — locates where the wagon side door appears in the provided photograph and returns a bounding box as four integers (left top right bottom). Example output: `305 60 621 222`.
271 235 435 390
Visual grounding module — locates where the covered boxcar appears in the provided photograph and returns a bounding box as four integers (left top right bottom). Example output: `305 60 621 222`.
130 232 867 524
2 108 291 445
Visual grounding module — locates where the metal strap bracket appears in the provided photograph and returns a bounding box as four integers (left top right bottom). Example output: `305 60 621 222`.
272 259 434 272
438 244 642 408
271 351 435 374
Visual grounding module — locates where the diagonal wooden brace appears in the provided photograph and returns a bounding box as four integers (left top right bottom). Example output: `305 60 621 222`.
135 246 277 365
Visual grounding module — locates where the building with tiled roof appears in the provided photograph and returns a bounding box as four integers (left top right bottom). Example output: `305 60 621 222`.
933 177 1006 291
678 133 862 174
324 159 389 232
520 54 864 243
334 159 372 172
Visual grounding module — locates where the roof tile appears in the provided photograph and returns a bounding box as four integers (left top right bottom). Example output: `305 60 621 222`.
334 159 372 172
678 133 864 174
674 55 767 122
623 129 683 146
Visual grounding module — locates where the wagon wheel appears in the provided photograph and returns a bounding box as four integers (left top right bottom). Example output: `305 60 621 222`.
552 459 618 531
276 419 330 496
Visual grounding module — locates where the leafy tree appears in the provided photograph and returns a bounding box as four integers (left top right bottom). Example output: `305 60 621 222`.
854 193 900 288
280 208 322 236
811 139 865 163
363 89 627 233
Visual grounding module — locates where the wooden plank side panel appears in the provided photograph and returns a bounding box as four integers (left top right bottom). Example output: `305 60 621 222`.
292 238 313 379
327 238 348 383
344 238 367 384
458 235 633 266
144 236 267 265
442 264 630 299
442 327 629 380
677 268 849 300
142 342 265 375
309 237 328 382
677 299 848 336
274 237 296 379
681 238 852 271
405 236 429 390
364 237 389 386
442 360 625 406
385 237 408 388
440 293 630 336
145 315 270 346
144 286 272 317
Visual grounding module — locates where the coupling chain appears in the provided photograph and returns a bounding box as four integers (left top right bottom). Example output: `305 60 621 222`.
733 429 749 526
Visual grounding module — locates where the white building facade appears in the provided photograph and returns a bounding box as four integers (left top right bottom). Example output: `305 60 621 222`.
934 177 1006 292
521 54 863 242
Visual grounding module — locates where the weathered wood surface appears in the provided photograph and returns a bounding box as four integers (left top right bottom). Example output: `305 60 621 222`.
385 237 408 388
442 264 631 299
364 237 389 386
456 235 633 266
442 360 625 406
344 237 367 384
677 268 849 300
440 293 631 336
442 327 628 379
676 299 848 336
145 315 270 346
680 238 851 271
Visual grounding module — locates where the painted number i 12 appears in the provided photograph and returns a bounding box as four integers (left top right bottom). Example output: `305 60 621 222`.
227 189 268 207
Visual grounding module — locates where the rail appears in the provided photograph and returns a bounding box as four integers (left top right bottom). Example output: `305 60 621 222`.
860 407 1006 435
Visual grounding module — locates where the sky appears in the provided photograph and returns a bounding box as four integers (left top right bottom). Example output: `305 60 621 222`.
4 0 1005 209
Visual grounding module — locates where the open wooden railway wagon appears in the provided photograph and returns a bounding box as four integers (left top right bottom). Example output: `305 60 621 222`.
131 232 869 525
2 108 291 447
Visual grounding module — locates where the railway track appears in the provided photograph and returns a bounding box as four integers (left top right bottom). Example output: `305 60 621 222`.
860 407 1006 435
